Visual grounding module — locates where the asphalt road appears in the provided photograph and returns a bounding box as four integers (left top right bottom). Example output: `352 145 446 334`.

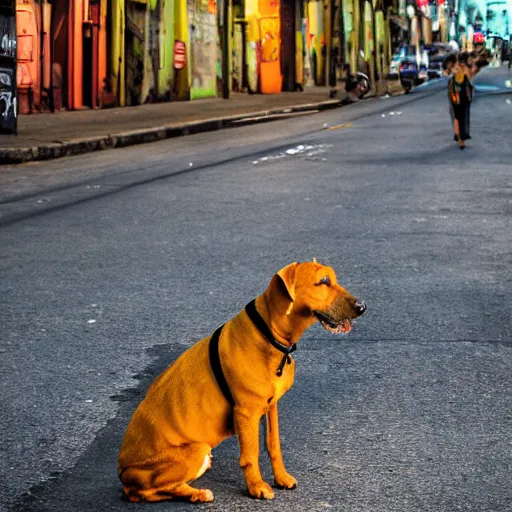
1 72 511 512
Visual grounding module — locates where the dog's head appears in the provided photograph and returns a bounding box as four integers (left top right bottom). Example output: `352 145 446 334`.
269 260 366 335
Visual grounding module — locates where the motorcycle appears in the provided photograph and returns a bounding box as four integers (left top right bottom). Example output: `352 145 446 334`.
345 71 371 101
354 72 370 98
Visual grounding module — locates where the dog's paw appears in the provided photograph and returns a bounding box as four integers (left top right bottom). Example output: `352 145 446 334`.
274 472 298 490
190 488 214 503
247 480 275 500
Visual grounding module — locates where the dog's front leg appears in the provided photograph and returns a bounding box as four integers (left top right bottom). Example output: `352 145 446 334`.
265 402 298 489
234 407 275 500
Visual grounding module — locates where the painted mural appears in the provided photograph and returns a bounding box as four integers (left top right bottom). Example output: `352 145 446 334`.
295 29 304 86
245 0 260 93
0 2 17 133
258 0 281 93
244 0 283 93
260 17 279 61
189 0 218 99
302 15 313 85
142 0 176 102
232 15 244 91
306 0 325 85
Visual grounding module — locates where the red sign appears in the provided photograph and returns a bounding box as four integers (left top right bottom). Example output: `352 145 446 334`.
173 40 186 70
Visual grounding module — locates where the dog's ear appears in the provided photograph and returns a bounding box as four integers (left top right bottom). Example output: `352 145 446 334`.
276 262 299 303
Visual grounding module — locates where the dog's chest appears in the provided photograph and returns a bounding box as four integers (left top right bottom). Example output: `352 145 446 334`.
269 359 295 403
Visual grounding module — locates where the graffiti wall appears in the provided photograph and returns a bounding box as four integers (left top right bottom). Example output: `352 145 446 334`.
232 5 244 91
258 0 281 92
245 0 259 92
144 0 175 101
0 1 17 133
245 0 282 93
306 0 325 85
189 0 218 99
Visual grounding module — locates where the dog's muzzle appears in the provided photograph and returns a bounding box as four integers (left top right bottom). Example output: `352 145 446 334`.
314 297 366 335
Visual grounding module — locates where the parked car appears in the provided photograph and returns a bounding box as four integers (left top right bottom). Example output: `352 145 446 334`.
427 57 444 79
389 45 429 91
398 46 429 92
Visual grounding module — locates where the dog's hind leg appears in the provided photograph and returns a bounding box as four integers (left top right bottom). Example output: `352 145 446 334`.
136 483 214 503
120 443 214 503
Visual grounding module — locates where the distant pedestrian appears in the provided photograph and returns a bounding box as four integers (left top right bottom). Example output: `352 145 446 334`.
442 54 457 76
448 53 474 149
468 52 478 78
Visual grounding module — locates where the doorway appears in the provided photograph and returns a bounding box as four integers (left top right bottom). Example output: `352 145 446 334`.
125 0 145 106
51 0 68 110
280 0 296 91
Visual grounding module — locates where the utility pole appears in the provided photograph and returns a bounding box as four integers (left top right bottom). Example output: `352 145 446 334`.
371 0 378 90
326 0 336 88
339 0 346 69
222 0 231 98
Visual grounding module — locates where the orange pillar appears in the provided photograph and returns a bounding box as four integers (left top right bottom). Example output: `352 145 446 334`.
258 0 282 93
69 0 83 109
42 1 52 92
67 2 73 108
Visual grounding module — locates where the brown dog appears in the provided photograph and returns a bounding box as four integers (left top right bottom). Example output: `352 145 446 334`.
118 260 366 503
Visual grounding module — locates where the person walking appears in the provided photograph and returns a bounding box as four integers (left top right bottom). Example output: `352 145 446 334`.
448 53 474 149
442 54 457 76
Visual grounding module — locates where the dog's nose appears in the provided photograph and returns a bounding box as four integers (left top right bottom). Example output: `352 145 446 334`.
354 300 366 315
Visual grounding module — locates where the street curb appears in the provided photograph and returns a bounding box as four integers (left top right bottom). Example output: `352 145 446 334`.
0 99 342 165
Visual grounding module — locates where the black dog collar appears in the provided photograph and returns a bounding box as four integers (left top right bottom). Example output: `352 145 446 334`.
245 299 296 377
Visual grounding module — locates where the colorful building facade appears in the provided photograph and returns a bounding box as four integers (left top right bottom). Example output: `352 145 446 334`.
13 0 399 115
15 0 109 114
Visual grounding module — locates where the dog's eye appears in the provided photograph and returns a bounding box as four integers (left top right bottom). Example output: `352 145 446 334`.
316 276 331 286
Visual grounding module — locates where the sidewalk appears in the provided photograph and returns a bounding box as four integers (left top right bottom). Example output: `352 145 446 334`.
0 87 348 164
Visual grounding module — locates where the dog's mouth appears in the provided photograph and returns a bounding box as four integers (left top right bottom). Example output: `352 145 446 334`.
314 311 352 334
